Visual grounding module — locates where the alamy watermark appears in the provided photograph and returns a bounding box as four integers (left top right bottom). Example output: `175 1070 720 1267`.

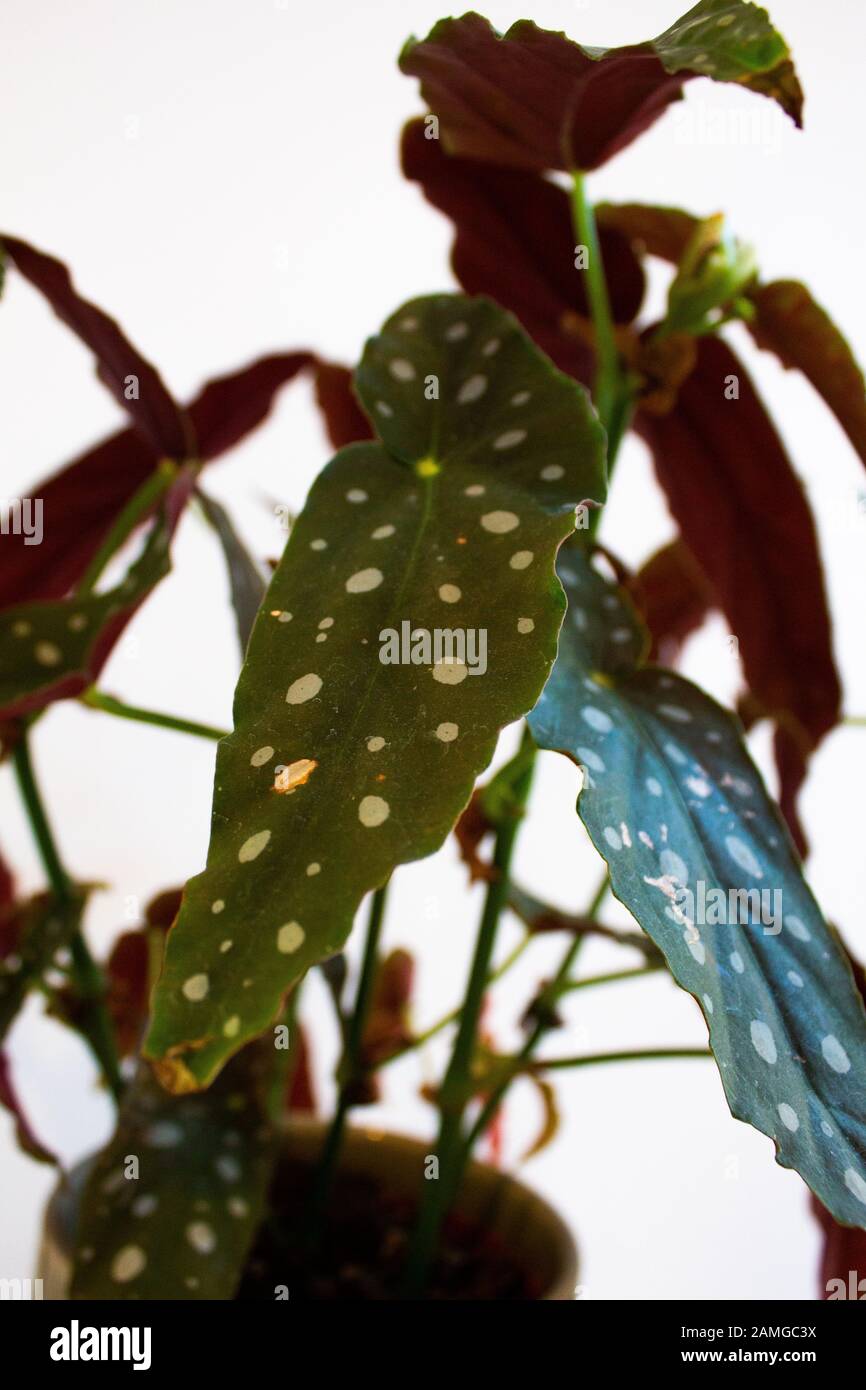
379 621 487 677
1 497 42 546
671 880 783 936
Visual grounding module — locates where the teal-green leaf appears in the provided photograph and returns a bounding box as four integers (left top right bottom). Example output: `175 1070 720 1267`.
70 1043 280 1299
0 472 194 720
145 294 605 1091
528 548 866 1230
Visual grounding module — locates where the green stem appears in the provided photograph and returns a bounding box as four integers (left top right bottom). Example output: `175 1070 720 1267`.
527 1047 712 1072
459 872 609 1160
551 964 662 997
404 728 537 1296
77 461 178 594
378 930 532 1070
12 737 124 1100
309 881 389 1233
81 688 228 742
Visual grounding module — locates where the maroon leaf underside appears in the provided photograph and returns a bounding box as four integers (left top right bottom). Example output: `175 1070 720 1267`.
634 336 841 854
0 354 313 612
313 361 374 449
0 1050 56 1165
1 234 191 459
629 538 715 663
400 117 645 381
399 13 801 174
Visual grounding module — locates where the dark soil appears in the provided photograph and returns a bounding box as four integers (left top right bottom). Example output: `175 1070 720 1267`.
237 1158 539 1301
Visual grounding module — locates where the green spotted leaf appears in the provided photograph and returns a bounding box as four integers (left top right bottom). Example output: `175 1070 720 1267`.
399 3 801 174
528 548 866 1230
70 1043 280 1300
145 293 605 1091
0 470 194 720
0 888 88 1043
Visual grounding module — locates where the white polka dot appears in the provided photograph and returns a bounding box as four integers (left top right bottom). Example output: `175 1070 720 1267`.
306 862 321 875
845 1169 866 1206
316 633 327 643
145 1121 182 1148
659 704 691 723
577 748 605 773
821 1121 834 1137
251 746 274 767
182 973 209 1002
346 489 368 503
220 940 233 953
432 659 468 685
223 1015 241 1038
646 778 663 796
482 337 500 356
376 401 393 418
68 614 88 631
286 673 322 705
372 524 395 539
211 899 225 915
725 836 763 879
685 776 712 798
276 921 305 954
702 994 714 1015
318 617 334 629
777 1103 799 1132
275 610 292 623
660 850 688 883
481 510 519 534
227 1196 249 1218
750 1020 777 1064
511 391 530 406
389 358 416 380
215 1154 241 1183
445 321 468 341
603 826 622 851
111 1245 146 1283
131 1194 158 1218
464 484 485 497
436 722 458 742
238 829 271 862
366 736 385 752
493 429 527 451
359 795 390 827
438 584 461 603
186 1221 217 1254
517 618 534 634
730 951 744 974
11 620 32 636
687 936 706 965
399 315 418 331
821 1035 851 1073
787 970 803 988
346 567 384 593
457 374 487 404
582 706 612 733
310 538 327 551
510 550 533 570
540 465 564 481
786 915 811 942
34 641 62 666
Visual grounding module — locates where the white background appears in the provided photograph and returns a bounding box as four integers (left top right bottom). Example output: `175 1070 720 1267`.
1 0 865 1300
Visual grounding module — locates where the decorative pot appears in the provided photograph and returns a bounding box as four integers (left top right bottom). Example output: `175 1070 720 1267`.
38 1119 578 1301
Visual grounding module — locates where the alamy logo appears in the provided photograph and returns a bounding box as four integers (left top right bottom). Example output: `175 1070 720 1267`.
671 880 783 936
1 497 43 546
826 1270 866 1300
49 1320 152 1371
379 621 487 677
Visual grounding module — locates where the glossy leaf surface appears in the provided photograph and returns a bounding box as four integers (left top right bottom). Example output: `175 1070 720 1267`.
529 548 866 1229
145 293 605 1091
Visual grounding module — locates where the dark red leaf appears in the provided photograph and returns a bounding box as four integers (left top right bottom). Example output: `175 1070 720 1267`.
0 354 313 613
0 1050 56 1165
313 362 374 448
454 791 496 885
1 234 191 458
286 1024 316 1115
748 281 866 470
630 539 714 663
401 117 644 384
635 337 841 851
399 9 801 174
